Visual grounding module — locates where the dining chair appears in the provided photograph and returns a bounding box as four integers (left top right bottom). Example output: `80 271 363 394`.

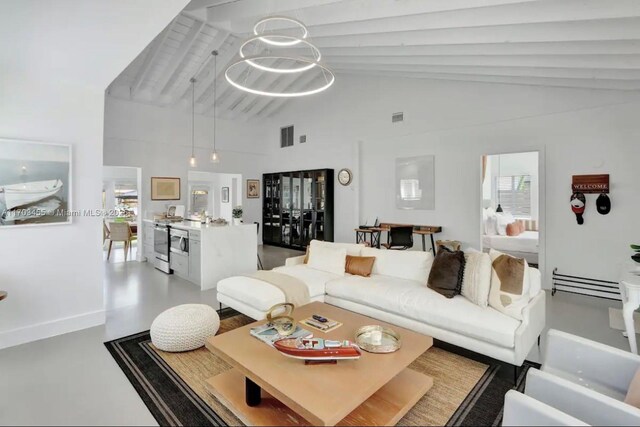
103 220 110 244
108 222 133 261
129 222 138 256
381 226 414 250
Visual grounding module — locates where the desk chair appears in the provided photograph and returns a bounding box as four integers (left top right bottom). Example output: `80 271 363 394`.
381 226 414 250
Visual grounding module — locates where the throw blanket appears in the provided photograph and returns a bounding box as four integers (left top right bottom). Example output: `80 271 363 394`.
250 270 310 307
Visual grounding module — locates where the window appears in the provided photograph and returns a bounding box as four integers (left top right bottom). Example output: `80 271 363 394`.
190 188 209 214
497 175 531 217
280 125 294 148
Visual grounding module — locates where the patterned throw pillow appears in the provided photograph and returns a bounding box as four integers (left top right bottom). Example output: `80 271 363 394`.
461 251 492 307
488 249 531 320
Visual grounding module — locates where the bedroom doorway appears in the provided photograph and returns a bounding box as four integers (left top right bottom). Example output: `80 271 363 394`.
481 152 541 268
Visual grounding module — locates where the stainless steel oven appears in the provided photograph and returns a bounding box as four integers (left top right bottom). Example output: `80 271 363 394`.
170 228 189 255
153 224 171 273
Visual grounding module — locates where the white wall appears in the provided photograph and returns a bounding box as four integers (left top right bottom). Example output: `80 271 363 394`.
103 97 267 233
0 0 187 349
263 74 640 285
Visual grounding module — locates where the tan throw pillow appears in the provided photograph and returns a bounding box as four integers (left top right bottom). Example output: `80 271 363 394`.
506 222 522 237
488 249 531 320
345 255 376 277
303 246 310 264
625 368 640 409
436 240 462 252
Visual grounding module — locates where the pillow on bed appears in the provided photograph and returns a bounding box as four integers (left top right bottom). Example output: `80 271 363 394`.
506 222 522 236
484 208 497 236
496 212 515 236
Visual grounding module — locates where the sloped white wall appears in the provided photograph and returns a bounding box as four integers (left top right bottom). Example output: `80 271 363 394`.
263 74 640 285
0 0 188 349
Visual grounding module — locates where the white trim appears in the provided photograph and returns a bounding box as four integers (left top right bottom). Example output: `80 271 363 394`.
0 309 105 350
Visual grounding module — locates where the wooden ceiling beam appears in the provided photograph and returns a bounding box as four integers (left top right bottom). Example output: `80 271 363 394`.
130 21 174 97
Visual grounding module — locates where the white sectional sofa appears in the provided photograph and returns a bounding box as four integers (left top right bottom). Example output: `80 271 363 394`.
217 241 545 367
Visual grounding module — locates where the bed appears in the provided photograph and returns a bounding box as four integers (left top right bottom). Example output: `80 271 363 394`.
482 231 539 265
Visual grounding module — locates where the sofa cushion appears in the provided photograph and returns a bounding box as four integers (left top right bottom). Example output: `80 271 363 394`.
307 245 346 276
325 274 521 348
361 247 434 282
309 239 365 257
272 265 340 298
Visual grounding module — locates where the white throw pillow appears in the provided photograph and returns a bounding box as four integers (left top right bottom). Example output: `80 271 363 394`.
484 208 497 236
309 239 364 257
361 247 434 283
488 249 531 320
461 251 492 308
307 245 347 276
496 212 515 236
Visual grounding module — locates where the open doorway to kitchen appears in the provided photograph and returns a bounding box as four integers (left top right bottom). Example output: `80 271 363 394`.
481 151 543 271
103 166 142 262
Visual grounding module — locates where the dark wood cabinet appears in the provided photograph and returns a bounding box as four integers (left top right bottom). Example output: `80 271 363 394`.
263 169 333 249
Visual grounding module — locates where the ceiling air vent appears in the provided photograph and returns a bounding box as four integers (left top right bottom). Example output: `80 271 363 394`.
280 125 294 148
300 135 307 143
392 112 404 123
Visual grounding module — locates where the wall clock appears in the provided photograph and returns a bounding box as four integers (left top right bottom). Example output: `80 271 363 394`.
338 168 353 186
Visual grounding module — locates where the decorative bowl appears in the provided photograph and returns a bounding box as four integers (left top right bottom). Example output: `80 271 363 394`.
355 325 401 353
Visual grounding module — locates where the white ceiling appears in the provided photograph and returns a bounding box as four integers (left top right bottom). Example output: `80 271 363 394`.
108 0 640 120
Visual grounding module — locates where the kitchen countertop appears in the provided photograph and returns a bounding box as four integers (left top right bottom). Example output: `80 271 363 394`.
143 218 254 232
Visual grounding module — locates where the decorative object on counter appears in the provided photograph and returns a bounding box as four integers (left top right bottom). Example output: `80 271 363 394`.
0 139 71 227
355 325 401 354
210 51 220 164
266 302 295 336
0 291 7 301
231 205 243 225
246 179 259 198
150 304 220 353
211 217 228 225
435 239 462 252
632 245 640 264
337 168 352 186
151 177 180 201
596 192 611 215
273 337 361 364
221 187 229 203
570 192 586 225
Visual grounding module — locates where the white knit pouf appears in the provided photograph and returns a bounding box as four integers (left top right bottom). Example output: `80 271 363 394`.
150 304 220 352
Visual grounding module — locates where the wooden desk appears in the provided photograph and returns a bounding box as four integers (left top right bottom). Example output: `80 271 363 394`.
372 224 443 253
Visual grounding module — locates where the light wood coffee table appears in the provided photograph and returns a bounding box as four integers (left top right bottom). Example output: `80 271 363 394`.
205 302 433 426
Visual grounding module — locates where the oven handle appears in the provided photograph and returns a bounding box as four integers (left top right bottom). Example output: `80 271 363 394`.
179 236 188 252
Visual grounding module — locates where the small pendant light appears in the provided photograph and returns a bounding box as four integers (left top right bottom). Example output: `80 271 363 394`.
211 50 220 163
189 77 197 168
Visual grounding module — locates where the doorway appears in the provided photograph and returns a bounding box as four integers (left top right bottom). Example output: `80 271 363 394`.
481 152 542 270
103 166 142 262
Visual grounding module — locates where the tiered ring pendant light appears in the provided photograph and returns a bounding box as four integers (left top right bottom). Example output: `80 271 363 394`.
225 16 335 98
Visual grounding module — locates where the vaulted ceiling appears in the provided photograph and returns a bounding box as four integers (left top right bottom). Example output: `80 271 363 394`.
108 0 640 120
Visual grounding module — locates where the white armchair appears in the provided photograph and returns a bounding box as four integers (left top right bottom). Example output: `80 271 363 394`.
542 329 640 400
503 329 640 426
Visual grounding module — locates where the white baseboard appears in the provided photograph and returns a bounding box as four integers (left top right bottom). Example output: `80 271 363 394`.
0 309 106 350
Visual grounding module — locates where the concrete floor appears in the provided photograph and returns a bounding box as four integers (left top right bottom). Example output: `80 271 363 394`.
0 244 635 426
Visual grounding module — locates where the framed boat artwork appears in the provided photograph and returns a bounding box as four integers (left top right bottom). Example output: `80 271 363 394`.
0 139 72 228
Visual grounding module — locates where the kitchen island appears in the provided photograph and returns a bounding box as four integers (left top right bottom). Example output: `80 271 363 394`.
143 219 257 290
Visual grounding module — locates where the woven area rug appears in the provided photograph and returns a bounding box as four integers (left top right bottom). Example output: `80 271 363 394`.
105 310 538 426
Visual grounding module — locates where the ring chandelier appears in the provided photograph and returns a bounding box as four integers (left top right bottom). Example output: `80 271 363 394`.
225 16 335 97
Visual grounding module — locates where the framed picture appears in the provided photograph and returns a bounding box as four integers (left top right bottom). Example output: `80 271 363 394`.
395 155 435 210
0 138 72 228
247 179 260 198
151 177 180 201
222 187 230 203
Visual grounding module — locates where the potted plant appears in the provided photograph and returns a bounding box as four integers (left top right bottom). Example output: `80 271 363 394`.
632 244 640 263
232 206 243 225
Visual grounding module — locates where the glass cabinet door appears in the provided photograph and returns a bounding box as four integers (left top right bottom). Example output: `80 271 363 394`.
302 171 314 245
281 173 292 246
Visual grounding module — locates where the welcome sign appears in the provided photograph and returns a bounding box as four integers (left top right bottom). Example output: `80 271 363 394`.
572 174 610 193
